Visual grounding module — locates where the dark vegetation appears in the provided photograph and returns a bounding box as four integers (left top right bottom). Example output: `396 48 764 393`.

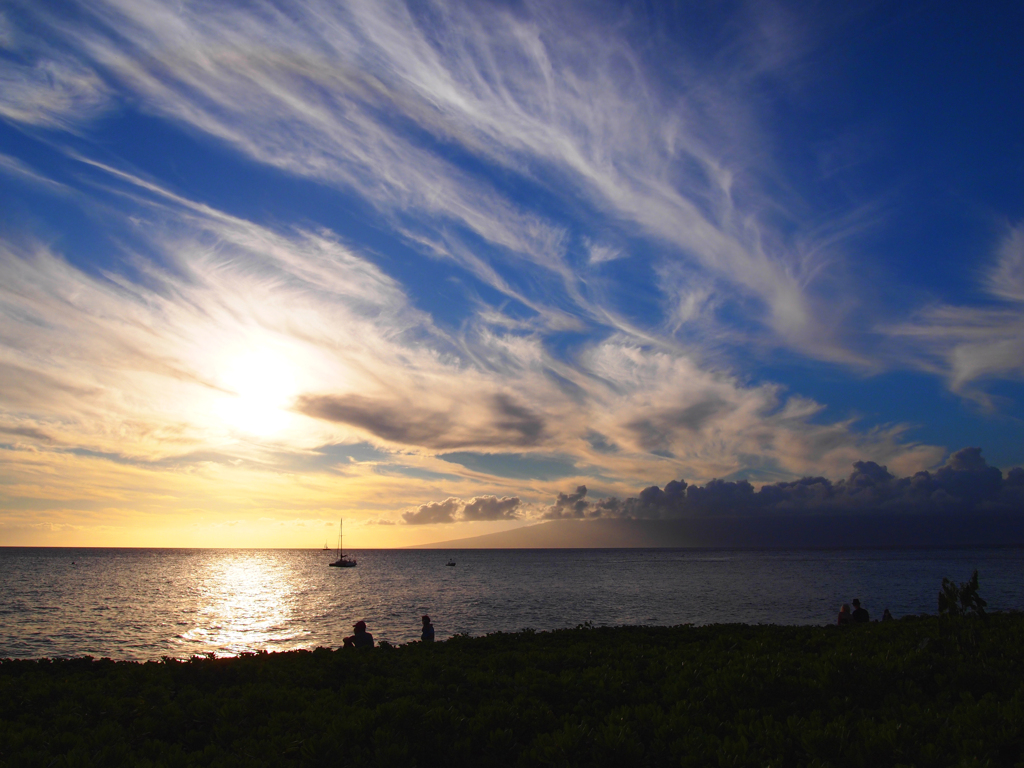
2 613 1023 767
938 569 988 618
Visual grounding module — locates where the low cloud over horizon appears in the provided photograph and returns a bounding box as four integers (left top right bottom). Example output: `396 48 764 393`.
402 495 522 525
402 448 1024 535
545 448 1024 524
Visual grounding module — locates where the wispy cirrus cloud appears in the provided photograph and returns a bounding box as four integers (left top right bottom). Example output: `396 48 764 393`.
1 0 873 361
0 57 109 129
0 156 937 491
0 152 72 193
984 225 1024 306
886 223 1024 402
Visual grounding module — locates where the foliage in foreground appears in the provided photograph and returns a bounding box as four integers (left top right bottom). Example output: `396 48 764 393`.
1 614 1023 768
938 569 988 618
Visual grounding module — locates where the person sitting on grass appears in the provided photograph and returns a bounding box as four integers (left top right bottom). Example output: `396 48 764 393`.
851 598 869 623
421 615 435 643
343 620 374 649
838 603 852 626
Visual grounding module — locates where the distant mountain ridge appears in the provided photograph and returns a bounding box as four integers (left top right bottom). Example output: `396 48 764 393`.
411 514 1024 549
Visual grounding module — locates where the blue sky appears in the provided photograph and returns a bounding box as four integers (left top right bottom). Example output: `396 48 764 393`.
1 0 1023 546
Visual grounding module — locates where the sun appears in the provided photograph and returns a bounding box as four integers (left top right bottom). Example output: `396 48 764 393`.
218 349 299 437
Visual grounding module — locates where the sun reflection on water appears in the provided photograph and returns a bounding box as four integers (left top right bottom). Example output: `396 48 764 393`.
6 548 1024 661
178 552 305 656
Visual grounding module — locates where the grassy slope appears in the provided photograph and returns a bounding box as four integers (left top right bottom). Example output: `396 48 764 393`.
1 615 1022 767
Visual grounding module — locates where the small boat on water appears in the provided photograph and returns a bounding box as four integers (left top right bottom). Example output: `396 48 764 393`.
446 559 456 566
329 519 357 568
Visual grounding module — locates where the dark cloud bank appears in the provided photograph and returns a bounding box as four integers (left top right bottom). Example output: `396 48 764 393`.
549 448 1023 520
419 449 1024 548
296 393 545 449
403 495 521 525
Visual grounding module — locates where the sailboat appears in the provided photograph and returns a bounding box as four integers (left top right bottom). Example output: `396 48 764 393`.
328 519 357 568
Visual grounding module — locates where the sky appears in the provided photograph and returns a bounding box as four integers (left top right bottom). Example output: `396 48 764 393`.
1 0 1023 548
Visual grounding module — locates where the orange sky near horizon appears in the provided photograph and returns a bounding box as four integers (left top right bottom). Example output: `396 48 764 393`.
0 443 541 548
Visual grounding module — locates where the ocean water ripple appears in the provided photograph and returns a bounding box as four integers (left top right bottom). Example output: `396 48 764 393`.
1 547 1022 660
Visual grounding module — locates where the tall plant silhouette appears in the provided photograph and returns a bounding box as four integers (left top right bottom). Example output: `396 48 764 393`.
938 569 987 617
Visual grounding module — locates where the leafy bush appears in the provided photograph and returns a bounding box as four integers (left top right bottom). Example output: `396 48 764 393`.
2 614 1023 767
938 568 988 617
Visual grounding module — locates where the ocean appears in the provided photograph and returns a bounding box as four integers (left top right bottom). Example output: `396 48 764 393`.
1 547 1021 661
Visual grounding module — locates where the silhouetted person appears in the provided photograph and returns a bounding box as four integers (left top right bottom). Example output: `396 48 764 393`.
882 608 893 622
851 598 869 623
343 620 374 649
421 615 435 643
837 603 852 626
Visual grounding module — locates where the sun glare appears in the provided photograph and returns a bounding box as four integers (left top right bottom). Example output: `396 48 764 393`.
218 349 299 437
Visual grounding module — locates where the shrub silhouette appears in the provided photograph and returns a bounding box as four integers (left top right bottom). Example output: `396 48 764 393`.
938 569 987 617
4 617 1024 766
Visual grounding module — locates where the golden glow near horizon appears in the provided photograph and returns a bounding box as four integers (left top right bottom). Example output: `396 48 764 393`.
0 444 530 548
